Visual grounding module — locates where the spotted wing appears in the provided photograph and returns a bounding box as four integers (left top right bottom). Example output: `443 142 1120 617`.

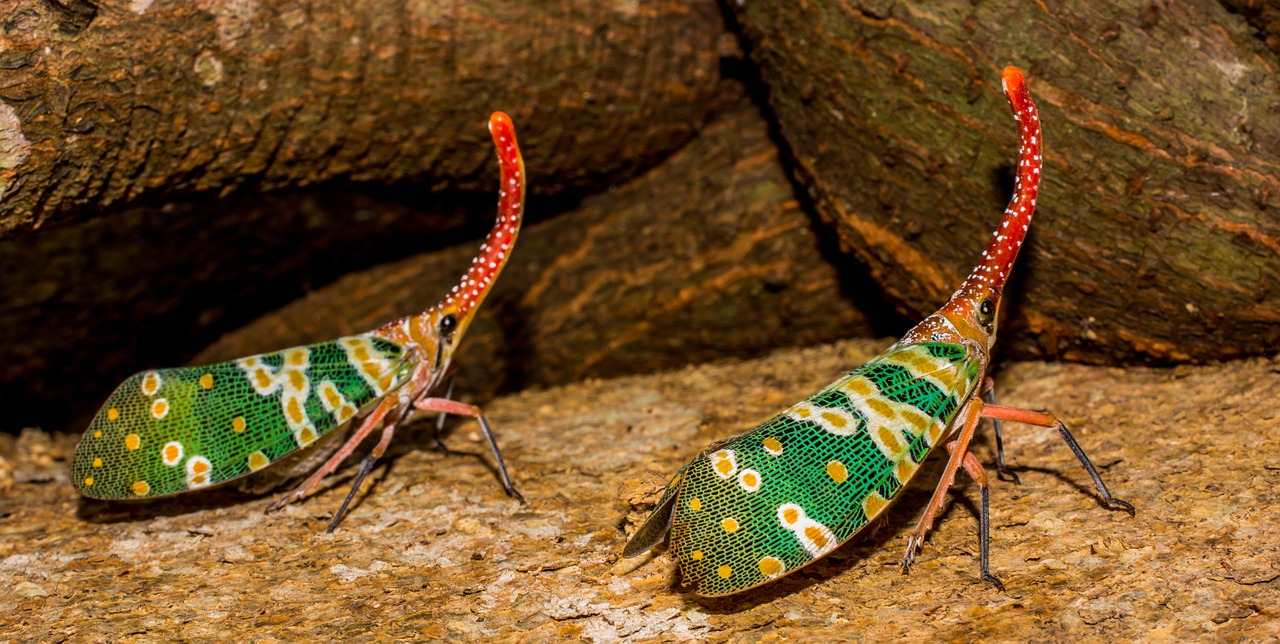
658 342 981 596
72 336 413 499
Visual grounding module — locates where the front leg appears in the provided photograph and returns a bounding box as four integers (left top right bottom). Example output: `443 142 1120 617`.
980 404 1134 515
414 396 525 503
266 395 401 514
901 398 985 572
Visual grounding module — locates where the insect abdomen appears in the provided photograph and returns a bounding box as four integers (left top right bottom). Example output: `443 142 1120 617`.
72 336 409 499
666 342 977 596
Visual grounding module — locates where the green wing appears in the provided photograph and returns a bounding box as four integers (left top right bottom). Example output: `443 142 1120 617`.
638 342 981 596
72 335 413 500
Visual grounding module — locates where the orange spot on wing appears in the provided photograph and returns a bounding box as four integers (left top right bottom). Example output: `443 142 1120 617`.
762 437 783 455
132 480 150 496
758 557 783 577
163 444 180 462
782 507 799 525
721 518 739 533
804 526 829 549
247 451 270 471
825 461 849 484
689 498 702 511
820 411 848 429
877 425 904 456
717 565 733 579
199 373 214 389
287 398 305 424
192 459 211 475
691 550 705 561
715 459 734 475
125 434 141 450
232 416 246 433
288 371 306 391
866 398 897 419
254 369 273 389
862 492 888 518
106 408 119 421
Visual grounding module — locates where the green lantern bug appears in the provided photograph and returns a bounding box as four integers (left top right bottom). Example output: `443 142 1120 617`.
73 112 527 529
623 68 1133 596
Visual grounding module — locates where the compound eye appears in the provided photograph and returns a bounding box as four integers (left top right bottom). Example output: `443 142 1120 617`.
979 298 995 325
438 313 458 336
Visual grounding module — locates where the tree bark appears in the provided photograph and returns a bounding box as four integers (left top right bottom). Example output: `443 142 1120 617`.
729 0 1280 363
194 103 876 406
0 0 736 233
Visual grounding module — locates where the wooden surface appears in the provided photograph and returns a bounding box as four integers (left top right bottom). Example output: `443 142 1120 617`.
729 0 1280 363
3 339 1277 640
0 0 735 233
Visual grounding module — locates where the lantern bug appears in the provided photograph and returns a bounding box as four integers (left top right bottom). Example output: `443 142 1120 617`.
622 68 1133 596
73 112 527 530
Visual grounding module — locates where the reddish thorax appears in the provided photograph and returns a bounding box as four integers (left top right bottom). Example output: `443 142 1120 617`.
902 67 1041 350
374 112 526 369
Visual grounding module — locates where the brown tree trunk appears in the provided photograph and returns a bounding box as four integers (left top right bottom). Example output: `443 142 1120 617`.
194 102 876 406
729 0 1280 363
0 0 736 233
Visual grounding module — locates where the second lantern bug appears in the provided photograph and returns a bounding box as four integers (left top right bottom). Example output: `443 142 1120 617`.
72 112 528 531
623 68 1133 597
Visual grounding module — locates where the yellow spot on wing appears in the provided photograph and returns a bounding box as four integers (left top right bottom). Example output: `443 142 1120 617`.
84 476 94 487
826 460 849 484
106 408 119 421
758 557 784 578
199 373 214 389
862 492 888 519
804 525 829 549
132 480 150 496
93 430 102 439
876 425 904 456
691 550 705 561
92 457 102 468
762 437 783 455
721 518 739 533
232 416 246 433
286 398 305 424
717 565 732 579
866 398 897 420
247 451 270 471
689 498 702 511
125 434 141 450
151 399 169 419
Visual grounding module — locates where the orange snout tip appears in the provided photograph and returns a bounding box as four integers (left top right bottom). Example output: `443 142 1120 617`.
489 111 513 133
1001 66 1025 94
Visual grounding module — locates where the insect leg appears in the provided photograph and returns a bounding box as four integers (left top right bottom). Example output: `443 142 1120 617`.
414 397 525 503
430 375 457 454
945 439 1004 590
901 399 984 573
326 405 408 532
980 404 1135 516
982 378 1019 483
266 396 398 513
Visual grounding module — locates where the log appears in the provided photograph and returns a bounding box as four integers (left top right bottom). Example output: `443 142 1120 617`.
3 340 1277 638
0 0 736 233
0 190 475 434
194 103 876 404
728 0 1280 363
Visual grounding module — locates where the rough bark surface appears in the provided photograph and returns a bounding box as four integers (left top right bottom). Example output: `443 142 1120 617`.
729 0 1280 364
0 189 483 434
194 104 876 407
2 339 1277 640
0 0 736 233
